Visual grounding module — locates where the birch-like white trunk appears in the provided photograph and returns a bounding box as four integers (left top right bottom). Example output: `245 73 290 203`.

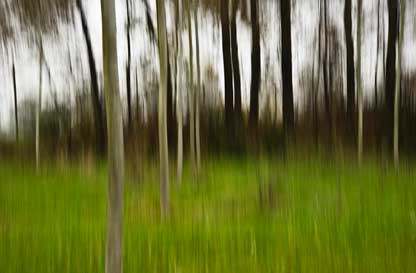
394 0 405 167
36 42 43 170
357 0 363 165
101 0 125 272
156 0 170 216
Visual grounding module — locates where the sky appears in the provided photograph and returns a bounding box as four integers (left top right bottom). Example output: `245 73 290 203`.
1 0 416 133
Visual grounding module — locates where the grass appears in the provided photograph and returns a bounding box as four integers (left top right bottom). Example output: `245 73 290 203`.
1 156 416 273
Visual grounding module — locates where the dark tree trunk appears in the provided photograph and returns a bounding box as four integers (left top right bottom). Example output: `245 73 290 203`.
231 0 241 120
12 61 18 143
374 0 381 108
344 0 355 140
77 0 106 156
221 0 234 131
323 0 331 131
249 0 260 129
126 0 132 131
385 0 398 148
280 0 294 135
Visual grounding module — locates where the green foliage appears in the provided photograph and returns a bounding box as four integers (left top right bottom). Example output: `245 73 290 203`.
1 157 416 273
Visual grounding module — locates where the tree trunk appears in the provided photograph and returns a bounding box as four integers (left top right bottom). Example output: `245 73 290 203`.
357 0 363 164
194 0 201 173
36 42 43 170
323 0 331 136
187 0 196 180
221 0 234 133
374 0 381 109
249 0 260 130
385 0 398 151
101 0 125 271
126 0 132 131
175 0 184 183
12 60 18 143
344 0 355 141
231 0 241 120
394 0 405 167
280 0 295 136
156 0 170 216
77 0 106 156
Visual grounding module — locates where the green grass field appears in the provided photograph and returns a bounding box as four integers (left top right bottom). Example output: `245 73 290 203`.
1 157 416 273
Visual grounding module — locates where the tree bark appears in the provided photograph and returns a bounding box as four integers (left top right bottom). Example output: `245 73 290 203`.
385 0 398 150
394 0 405 167
77 0 106 156
249 0 260 130
231 0 241 120
280 0 295 136
101 0 125 270
357 0 363 164
344 0 356 141
175 0 184 183
323 0 331 135
36 41 43 170
126 0 132 131
374 0 381 109
221 0 234 133
187 0 196 180
12 60 18 143
156 0 170 216
194 0 201 172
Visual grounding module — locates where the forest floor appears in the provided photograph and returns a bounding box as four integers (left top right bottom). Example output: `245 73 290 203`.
1 156 416 273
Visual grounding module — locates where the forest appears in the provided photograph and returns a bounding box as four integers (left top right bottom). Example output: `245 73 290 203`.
1 0 416 272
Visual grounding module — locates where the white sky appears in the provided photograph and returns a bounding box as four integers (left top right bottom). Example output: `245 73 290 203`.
1 0 416 132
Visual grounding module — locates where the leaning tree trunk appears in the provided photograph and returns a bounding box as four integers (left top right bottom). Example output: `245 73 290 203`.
156 0 170 216
77 0 106 156
101 0 125 272
36 42 43 170
187 0 196 180
125 0 132 131
221 0 234 134
356 0 363 164
344 0 355 142
12 60 18 143
394 0 405 167
194 0 201 173
249 0 260 130
231 0 241 120
385 0 398 152
280 0 295 136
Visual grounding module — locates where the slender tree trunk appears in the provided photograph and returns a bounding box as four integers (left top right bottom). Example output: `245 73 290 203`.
323 0 331 135
280 0 295 136
231 0 241 120
344 0 355 141
187 0 196 180
77 0 106 156
126 0 132 131
249 0 260 130
385 0 398 151
221 0 234 133
36 42 43 170
357 0 363 164
135 66 140 123
101 0 125 271
394 0 405 167
175 0 184 183
12 60 18 143
156 0 170 216
194 0 201 172
374 0 381 109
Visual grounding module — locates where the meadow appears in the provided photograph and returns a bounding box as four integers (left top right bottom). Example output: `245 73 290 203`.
1 156 416 273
